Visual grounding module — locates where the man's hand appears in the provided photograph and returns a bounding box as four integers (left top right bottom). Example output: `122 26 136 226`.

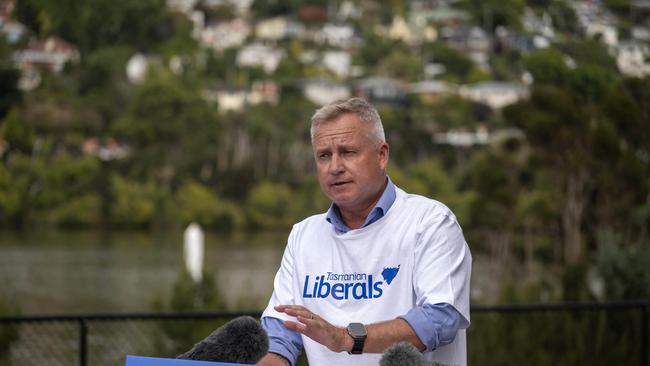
274 305 353 353
257 353 290 366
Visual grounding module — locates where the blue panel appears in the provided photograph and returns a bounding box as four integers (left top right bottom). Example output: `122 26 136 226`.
125 355 254 366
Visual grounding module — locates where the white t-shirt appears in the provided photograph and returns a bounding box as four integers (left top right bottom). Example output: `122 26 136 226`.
262 187 472 366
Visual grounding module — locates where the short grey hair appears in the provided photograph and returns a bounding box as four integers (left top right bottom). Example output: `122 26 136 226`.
310 98 385 144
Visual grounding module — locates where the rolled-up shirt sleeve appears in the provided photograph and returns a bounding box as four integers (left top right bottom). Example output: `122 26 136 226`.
400 303 465 352
261 317 303 366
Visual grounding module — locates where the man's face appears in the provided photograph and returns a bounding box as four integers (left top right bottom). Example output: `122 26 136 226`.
312 113 389 214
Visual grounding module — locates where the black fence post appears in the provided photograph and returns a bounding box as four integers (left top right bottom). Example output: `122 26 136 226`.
79 319 88 366
642 304 648 366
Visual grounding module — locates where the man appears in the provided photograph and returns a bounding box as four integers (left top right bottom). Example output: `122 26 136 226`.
258 98 472 366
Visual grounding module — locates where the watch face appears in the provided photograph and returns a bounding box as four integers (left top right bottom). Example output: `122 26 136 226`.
348 322 367 337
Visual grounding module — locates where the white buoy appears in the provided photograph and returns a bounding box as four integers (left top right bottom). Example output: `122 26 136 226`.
183 222 204 283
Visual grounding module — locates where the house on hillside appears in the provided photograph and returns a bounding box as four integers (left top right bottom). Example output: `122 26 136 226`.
248 80 280 106
13 36 80 73
572 1 619 46
203 84 248 113
616 41 650 77
201 18 251 51
0 19 27 44
409 80 457 104
522 7 555 39
236 43 285 73
166 0 198 14
318 22 355 47
354 76 407 105
441 25 491 67
256 17 304 41
300 78 350 106
322 50 351 78
458 81 528 110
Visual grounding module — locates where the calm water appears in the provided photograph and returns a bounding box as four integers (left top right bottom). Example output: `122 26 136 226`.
0 229 288 314
0 229 494 316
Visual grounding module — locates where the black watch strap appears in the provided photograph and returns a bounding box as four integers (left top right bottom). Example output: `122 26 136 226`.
350 336 365 354
347 322 367 355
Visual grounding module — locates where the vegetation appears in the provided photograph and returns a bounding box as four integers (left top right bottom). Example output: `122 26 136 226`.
0 0 647 319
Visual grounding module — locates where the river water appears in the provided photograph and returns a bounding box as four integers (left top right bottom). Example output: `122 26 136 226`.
0 229 288 314
0 228 494 316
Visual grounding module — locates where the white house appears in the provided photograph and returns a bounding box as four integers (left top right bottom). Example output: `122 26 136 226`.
522 7 555 39
319 23 355 47
322 50 351 78
1 20 27 44
236 43 285 73
201 19 251 51
166 0 198 14
458 81 529 110
256 17 288 41
13 36 80 73
616 41 650 77
301 78 351 106
409 80 457 103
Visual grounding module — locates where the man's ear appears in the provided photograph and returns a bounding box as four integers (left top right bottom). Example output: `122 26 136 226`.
378 142 389 170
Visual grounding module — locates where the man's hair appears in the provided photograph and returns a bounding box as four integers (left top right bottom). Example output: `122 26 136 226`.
310 98 385 144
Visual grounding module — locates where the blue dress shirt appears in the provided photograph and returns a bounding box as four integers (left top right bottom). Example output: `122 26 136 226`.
261 177 463 365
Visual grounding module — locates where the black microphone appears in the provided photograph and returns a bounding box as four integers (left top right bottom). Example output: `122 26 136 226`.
177 315 269 364
380 342 430 366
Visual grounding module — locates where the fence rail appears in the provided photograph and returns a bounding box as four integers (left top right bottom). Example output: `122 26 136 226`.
1 301 649 366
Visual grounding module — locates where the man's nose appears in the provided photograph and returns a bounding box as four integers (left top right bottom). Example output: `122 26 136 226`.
329 154 344 174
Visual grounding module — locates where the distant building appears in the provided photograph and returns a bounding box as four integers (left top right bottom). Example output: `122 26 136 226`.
616 41 650 77
322 50 351 77
409 80 457 104
572 1 619 46
301 78 350 106
82 138 131 161
166 0 198 14
318 22 355 47
522 7 555 39
13 36 80 73
236 43 285 73
354 76 407 105
201 18 251 51
433 126 525 147
203 84 248 113
203 80 280 113
248 80 280 106
458 81 528 110
441 25 491 67
0 20 27 43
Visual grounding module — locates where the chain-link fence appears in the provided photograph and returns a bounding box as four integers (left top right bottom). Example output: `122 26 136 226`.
0 302 648 366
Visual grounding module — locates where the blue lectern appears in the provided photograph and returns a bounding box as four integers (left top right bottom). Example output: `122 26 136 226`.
125 355 254 366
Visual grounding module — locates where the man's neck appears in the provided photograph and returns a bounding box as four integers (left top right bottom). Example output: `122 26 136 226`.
338 179 388 230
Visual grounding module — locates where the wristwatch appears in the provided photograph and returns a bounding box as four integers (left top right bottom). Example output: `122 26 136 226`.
346 322 367 354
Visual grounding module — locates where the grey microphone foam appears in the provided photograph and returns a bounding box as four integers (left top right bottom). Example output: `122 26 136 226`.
380 342 429 366
177 315 269 364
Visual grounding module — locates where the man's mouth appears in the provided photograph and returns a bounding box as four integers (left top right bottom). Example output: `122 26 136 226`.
331 181 351 187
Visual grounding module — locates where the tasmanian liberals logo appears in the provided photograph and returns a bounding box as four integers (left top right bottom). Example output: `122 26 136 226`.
302 265 400 300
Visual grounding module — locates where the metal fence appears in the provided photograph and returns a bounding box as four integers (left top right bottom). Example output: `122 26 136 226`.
0 301 648 366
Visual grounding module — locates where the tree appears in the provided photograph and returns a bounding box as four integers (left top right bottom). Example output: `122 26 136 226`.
113 68 220 188
504 86 594 265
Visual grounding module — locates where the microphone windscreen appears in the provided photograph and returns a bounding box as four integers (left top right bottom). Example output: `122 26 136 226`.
380 342 429 366
177 315 269 364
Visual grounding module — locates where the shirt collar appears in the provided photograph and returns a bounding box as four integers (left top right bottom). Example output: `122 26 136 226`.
326 176 396 233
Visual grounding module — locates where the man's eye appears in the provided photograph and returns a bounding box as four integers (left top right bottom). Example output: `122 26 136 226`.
344 150 356 156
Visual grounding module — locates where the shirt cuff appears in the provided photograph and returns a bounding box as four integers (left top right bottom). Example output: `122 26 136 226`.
399 303 462 352
261 316 303 366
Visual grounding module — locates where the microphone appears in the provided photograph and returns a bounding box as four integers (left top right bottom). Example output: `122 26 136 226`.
177 315 269 364
380 342 429 366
